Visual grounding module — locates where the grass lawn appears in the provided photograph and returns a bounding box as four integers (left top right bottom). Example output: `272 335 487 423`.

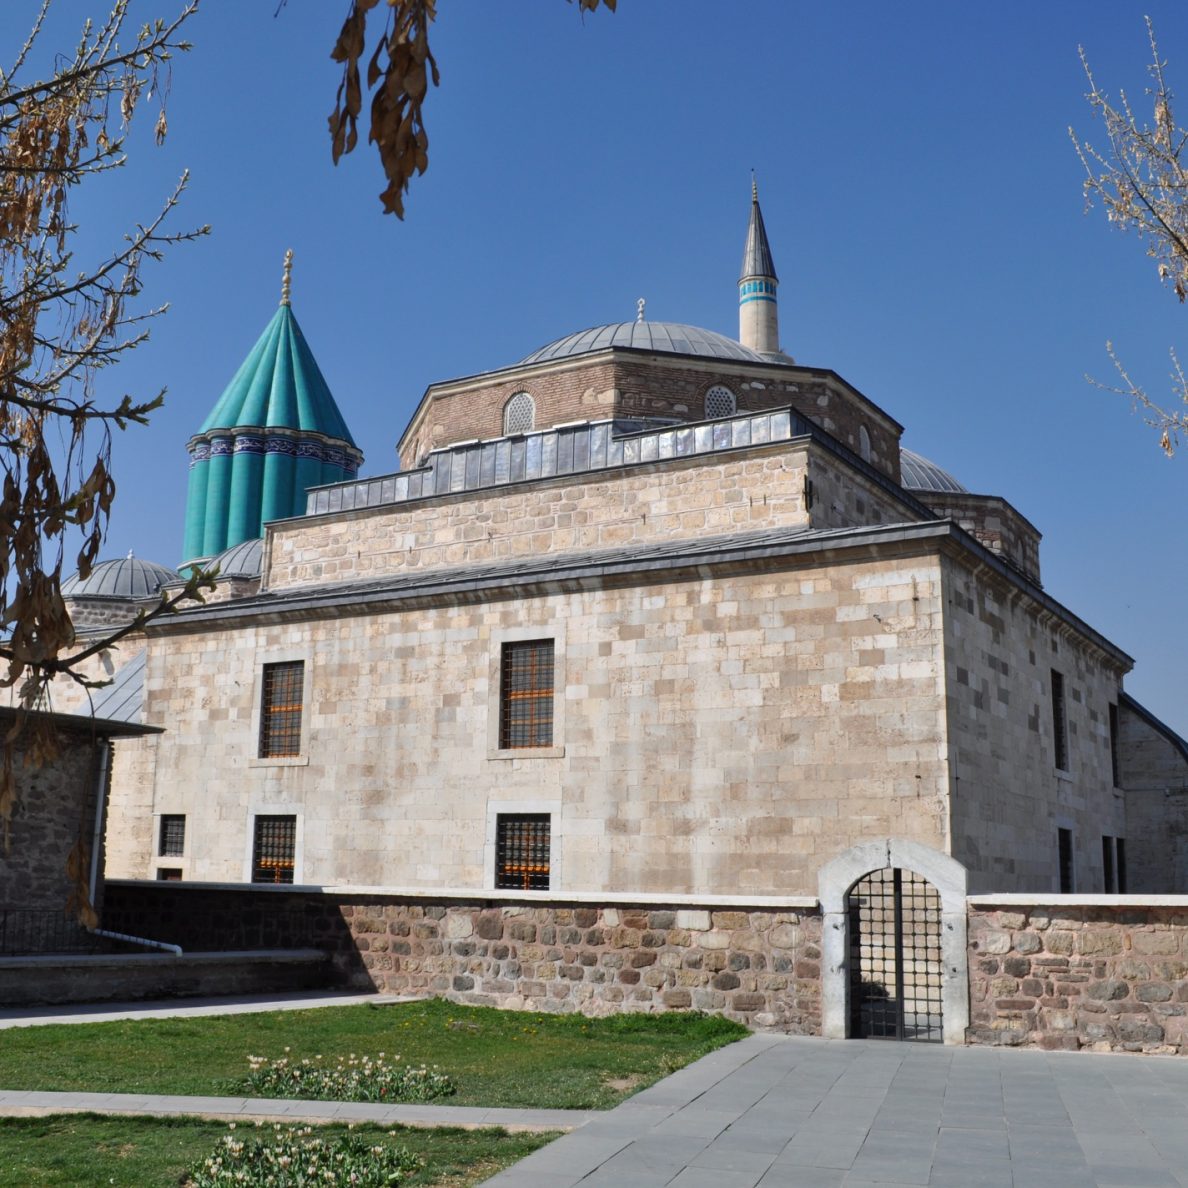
0 998 747 1109
0 1113 556 1187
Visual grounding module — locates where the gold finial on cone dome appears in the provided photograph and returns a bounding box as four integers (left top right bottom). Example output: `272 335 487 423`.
280 248 294 306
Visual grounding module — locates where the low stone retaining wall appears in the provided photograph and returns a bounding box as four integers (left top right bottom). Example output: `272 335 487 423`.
0 949 329 1007
967 901 1188 1054
102 883 823 1031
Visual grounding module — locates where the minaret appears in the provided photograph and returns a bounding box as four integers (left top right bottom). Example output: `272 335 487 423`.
738 176 782 357
181 251 363 566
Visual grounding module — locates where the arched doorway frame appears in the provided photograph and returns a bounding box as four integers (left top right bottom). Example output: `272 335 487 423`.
818 838 969 1045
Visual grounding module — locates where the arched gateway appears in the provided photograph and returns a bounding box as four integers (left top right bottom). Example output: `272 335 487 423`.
818 840 969 1045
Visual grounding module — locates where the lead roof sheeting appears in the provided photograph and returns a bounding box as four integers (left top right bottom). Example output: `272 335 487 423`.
517 321 771 366
62 557 180 599
210 536 264 579
899 447 967 494
306 409 807 516
86 649 146 724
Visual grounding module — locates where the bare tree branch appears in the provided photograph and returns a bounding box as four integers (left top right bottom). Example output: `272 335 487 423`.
1074 17 1188 454
0 2 208 917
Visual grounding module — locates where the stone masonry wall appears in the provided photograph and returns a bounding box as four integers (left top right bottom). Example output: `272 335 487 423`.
102 884 823 1031
942 552 1128 893
138 554 951 894
916 494 1041 585
400 355 902 485
968 903 1188 1054
265 443 814 590
1119 703 1188 893
0 726 102 911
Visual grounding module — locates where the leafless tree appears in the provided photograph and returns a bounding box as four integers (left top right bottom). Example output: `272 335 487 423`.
1073 18 1188 455
0 1 212 898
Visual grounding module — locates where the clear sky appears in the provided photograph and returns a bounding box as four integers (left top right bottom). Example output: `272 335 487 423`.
6 1 1187 733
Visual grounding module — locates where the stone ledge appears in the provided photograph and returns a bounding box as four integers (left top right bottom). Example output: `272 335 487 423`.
105 880 821 909
968 894 1188 907
0 949 327 971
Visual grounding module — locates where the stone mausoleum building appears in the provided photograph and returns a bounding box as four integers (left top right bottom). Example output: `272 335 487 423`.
55 187 1188 1045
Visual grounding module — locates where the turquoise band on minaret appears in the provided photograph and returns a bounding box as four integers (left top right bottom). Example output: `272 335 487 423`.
738 178 783 358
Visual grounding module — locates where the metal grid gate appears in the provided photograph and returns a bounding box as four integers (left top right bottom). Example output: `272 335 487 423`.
847 867 943 1042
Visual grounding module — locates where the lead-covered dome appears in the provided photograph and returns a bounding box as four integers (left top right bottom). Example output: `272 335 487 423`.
899 447 967 494
519 321 771 366
62 555 180 600
209 536 263 580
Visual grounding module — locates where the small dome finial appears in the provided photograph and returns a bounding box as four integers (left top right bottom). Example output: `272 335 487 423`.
751 170 758 203
636 297 646 323
126 548 134 560
280 248 294 306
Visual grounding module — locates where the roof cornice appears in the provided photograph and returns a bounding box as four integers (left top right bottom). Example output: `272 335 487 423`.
146 518 1133 668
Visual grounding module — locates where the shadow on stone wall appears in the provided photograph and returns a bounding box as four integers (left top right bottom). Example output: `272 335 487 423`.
101 884 823 1028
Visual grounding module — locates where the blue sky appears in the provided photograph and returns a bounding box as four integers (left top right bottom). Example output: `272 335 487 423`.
6 2 1187 733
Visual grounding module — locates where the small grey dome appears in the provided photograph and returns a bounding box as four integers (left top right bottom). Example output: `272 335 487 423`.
210 536 263 580
520 322 772 366
900 448 967 494
62 555 180 600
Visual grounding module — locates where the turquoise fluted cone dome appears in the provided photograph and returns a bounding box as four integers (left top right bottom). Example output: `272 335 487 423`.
182 275 362 567
198 304 357 444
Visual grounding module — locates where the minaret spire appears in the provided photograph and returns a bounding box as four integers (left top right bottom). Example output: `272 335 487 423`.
738 178 783 358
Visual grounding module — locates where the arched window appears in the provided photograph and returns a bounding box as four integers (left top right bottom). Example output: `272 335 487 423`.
858 424 872 463
503 392 535 435
704 385 737 420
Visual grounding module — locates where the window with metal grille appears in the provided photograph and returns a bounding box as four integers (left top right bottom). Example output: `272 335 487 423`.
499 640 554 749
704 385 736 420
503 392 535 435
1058 827 1074 892
1050 670 1068 771
1109 702 1120 788
159 814 185 857
495 813 550 890
259 661 304 758
252 814 296 884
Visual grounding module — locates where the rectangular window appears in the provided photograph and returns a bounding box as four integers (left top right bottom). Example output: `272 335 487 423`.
1051 670 1068 771
495 813 551 890
1116 837 1127 893
499 640 554 749
252 814 296 884
1109 702 1120 788
156 868 183 882
259 661 304 758
158 814 186 858
1102 835 1116 893
1058 827 1074 893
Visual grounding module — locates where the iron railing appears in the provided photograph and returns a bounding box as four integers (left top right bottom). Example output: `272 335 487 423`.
0 907 115 956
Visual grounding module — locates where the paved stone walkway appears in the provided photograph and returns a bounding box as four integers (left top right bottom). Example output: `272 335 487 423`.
4 994 1188 1186
0 1086 590 1133
0 989 411 1029
480 1034 1188 1187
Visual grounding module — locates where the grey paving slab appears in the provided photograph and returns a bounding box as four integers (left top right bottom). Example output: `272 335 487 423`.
476 1036 1188 1184
757 1168 845 1188
690 1143 780 1175
8 1030 1188 1187
670 1169 766 1187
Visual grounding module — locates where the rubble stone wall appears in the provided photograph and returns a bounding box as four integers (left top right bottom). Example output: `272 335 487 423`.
967 901 1188 1054
102 884 823 1031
